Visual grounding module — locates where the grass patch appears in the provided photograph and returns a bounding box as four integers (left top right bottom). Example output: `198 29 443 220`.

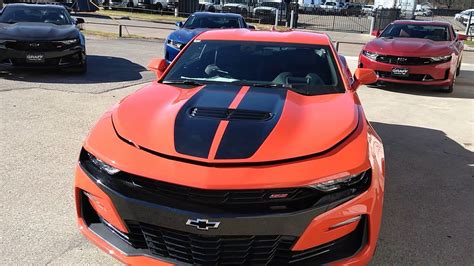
83 29 153 39
464 40 474 46
96 9 184 23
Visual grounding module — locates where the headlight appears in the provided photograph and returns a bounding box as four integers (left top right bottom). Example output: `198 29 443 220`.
362 50 378 61
57 39 79 45
167 39 186 50
310 171 369 192
88 152 120 175
428 55 451 63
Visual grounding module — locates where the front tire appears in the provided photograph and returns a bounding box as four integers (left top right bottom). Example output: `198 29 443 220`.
208 5 215 12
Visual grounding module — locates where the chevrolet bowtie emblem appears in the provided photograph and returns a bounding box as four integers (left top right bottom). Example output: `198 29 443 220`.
186 218 220 230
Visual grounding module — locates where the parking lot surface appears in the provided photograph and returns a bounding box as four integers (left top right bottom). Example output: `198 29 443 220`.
1 36 473 265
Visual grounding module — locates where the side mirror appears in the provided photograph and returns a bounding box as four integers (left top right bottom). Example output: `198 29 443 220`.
351 68 377 90
176 21 183 28
457 33 467 41
371 29 380 37
75 18 85 25
148 58 169 79
248 24 256 30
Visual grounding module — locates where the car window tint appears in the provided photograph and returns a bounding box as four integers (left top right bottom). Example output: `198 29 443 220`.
0 6 72 25
164 40 345 95
381 24 449 41
184 16 240 29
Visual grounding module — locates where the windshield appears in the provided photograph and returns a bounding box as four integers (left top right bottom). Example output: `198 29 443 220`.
380 24 450 41
184 15 240 29
226 0 246 4
261 2 281 8
0 6 72 25
163 40 344 96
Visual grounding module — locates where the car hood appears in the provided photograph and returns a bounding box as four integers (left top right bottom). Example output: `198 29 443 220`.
168 28 207 44
0 22 79 41
254 6 278 11
365 37 452 57
112 84 360 163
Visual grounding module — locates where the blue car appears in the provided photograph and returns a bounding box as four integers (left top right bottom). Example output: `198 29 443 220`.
165 12 252 63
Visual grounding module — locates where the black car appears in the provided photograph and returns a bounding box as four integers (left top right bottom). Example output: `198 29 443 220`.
0 4 87 73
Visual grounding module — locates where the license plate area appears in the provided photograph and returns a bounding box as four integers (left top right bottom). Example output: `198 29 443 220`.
26 54 45 63
391 67 409 77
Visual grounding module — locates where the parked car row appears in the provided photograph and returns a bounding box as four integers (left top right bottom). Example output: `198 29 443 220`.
455 9 474 25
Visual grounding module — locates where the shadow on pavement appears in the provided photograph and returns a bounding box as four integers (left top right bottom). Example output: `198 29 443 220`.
370 122 473 264
0 55 147 84
372 69 474 100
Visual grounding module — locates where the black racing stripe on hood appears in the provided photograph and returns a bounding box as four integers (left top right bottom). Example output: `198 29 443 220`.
174 84 241 158
215 87 287 159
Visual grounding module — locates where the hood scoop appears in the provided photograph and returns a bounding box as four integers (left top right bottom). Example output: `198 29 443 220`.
190 107 273 121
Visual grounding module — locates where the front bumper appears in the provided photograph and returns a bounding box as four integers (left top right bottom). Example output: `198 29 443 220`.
359 54 453 86
75 162 382 265
0 46 85 69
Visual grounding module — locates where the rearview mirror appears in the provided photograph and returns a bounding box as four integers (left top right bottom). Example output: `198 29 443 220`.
371 29 380 37
352 68 377 90
176 21 183 28
457 33 467 41
148 58 169 79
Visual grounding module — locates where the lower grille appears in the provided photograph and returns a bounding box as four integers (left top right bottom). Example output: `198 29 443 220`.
140 222 295 265
105 217 368 265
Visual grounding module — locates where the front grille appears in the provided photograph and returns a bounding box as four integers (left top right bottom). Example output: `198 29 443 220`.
376 55 432 65
140 222 296 265
223 6 240 13
255 9 274 16
190 107 272 121
5 41 73 52
128 174 320 214
95 217 368 265
377 71 434 81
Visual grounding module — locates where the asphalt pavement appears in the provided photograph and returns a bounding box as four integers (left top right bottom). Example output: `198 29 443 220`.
0 36 473 265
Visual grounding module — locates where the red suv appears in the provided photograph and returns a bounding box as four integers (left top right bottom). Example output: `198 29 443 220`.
359 20 466 93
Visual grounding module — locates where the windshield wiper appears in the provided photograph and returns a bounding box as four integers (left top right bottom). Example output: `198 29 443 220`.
237 83 314 95
236 83 292 89
162 80 205 86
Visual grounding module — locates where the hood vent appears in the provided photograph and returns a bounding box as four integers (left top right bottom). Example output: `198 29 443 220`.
190 107 272 121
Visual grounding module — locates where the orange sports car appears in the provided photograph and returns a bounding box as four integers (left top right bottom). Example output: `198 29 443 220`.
75 29 385 265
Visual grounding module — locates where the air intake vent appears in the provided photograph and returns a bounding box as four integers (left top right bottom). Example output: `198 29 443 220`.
190 107 272 121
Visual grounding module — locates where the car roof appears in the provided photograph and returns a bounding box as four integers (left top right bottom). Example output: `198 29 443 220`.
391 20 452 27
196 29 332 45
191 12 243 18
4 3 67 10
